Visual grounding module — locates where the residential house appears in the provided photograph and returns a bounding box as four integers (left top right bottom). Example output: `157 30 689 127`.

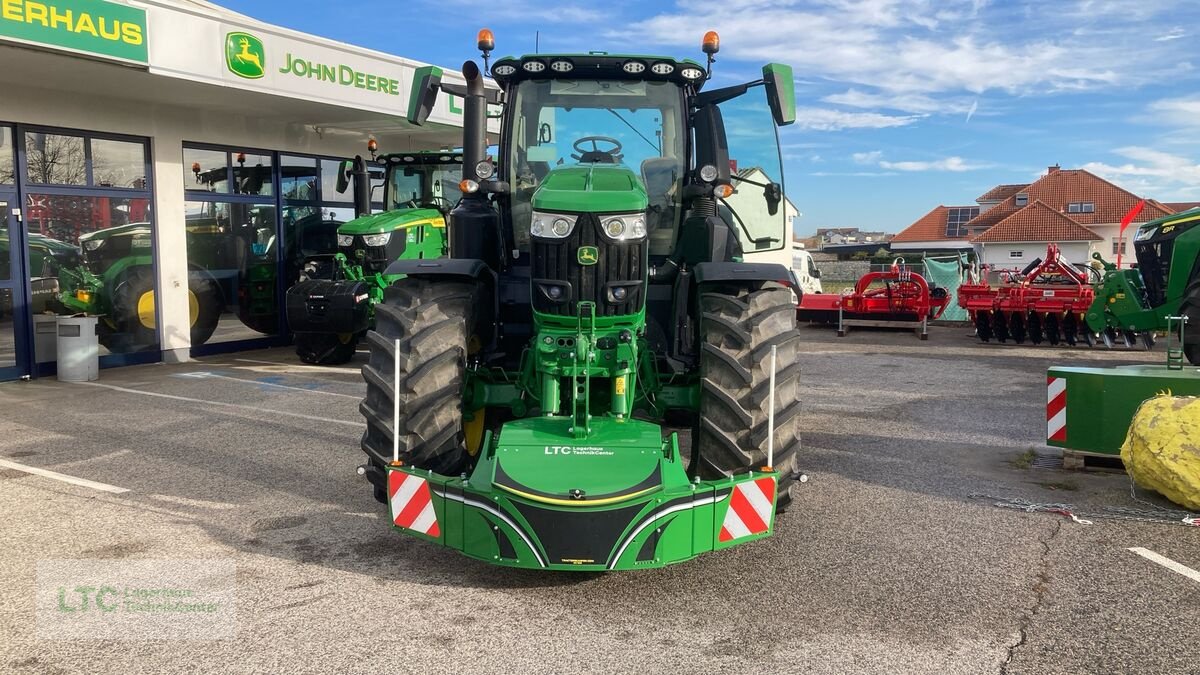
892 165 1176 268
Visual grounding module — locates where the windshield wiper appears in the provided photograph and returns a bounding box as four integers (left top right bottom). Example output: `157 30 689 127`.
606 109 660 154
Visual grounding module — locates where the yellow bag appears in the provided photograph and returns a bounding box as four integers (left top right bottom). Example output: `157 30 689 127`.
1121 395 1200 511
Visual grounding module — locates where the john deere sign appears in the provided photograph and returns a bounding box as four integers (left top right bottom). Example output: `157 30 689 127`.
0 0 147 63
225 31 264 79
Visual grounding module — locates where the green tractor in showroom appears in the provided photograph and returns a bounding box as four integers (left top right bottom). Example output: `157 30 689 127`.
356 30 804 571
1086 207 1200 363
285 152 462 364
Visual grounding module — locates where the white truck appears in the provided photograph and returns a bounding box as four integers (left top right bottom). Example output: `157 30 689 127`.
792 242 823 295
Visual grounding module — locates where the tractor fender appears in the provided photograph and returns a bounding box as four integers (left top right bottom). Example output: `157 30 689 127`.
692 261 795 287
381 258 499 349
382 258 493 281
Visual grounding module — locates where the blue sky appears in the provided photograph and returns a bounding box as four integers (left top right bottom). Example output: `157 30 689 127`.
223 0 1200 236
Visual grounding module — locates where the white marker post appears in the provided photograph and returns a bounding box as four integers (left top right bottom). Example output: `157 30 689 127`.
393 338 401 464
767 344 777 469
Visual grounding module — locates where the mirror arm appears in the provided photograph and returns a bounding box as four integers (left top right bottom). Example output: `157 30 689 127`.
694 79 765 109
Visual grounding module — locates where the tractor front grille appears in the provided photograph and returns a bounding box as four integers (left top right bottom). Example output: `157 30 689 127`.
340 235 407 275
531 213 645 317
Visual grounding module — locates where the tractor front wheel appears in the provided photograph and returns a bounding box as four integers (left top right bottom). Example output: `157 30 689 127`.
295 332 359 365
359 278 475 476
695 281 803 511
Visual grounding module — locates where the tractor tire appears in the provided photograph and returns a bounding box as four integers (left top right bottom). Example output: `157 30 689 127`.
295 332 359 365
102 266 221 352
1183 280 1200 366
696 281 803 511
359 278 475 476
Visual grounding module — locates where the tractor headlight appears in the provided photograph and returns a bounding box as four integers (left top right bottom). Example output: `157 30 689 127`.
83 239 104 251
337 234 354 247
362 233 391 247
600 213 647 241
530 211 577 239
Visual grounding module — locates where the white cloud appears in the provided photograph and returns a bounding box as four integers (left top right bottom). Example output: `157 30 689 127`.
823 89 977 114
1148 96 1200 128
878 156 990 171
852 150 883 164
795 108 922 131
1154 27 1186 41
1082 146 1200 199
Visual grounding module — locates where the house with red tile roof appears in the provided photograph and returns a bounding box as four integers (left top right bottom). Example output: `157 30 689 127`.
891 205 979 252
891 165 1176 268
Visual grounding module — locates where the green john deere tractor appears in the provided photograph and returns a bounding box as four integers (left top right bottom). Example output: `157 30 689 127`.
356 30 804 571
285 152 461 365
1086 207 1200 363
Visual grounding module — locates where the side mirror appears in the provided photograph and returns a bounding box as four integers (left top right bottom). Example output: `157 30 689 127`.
811 268 821 279
762 63 796 127
764 181 782 216
407 65 444 126
334 160 351 194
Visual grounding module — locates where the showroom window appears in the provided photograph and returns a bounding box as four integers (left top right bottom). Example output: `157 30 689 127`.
1 126 14 184
183 144 382 354
17 127 156 363
184 143 281 349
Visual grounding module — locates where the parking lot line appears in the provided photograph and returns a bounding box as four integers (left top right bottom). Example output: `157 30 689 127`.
176 371 361 398
234 358 362 374
75 381 364 428
1128 547 1200 584
0 458 129 494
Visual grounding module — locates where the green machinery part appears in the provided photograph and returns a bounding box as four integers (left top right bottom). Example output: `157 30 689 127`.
286 152 459 365
1085 208 1200 363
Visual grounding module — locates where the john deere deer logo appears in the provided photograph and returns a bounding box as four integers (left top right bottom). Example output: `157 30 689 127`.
225 32 265 79
577 246 598 265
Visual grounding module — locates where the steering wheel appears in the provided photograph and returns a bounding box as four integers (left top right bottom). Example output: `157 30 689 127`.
421 196 455 212
572 136 623 163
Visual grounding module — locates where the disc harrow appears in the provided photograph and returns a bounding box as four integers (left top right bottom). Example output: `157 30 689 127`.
957 243 1153 350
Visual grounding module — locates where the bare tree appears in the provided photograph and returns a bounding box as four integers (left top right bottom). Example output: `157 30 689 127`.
25 134 86 185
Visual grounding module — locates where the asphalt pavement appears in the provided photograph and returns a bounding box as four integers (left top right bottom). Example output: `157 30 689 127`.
1 325 1197 674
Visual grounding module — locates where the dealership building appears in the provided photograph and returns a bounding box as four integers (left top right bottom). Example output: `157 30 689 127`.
0 0 474 381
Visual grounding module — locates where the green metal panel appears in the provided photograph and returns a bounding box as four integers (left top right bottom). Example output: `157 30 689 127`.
1047 364 1200 454
385 417 778 571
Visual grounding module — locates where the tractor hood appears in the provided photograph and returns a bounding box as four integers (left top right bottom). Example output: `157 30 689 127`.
532 164 648 214
79 222 151 243
338 208 444 236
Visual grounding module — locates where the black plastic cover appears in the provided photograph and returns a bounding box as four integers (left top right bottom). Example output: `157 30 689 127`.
285 278 371 334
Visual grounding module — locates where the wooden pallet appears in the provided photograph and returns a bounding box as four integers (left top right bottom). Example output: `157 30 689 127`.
1062 449 1125 472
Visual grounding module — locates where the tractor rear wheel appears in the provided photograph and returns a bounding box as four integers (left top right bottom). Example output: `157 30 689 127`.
359 278 475 476
1183 280 1200 366
295 332 359 365
696 281 803 511
101 266 221 352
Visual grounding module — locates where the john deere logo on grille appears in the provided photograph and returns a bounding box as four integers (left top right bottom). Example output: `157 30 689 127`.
226 32 265 79
577 246 599 265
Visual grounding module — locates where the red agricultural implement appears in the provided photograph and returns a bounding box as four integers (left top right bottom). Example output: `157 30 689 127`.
797 259 951 339
957 243 1113 347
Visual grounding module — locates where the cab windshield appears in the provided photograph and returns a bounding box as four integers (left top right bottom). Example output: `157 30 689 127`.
506 78 686 255
387 164 464 212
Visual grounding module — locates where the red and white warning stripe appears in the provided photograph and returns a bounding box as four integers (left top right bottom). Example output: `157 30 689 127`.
388 471 440 537
1047 376 1067 443
719 477 776 542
